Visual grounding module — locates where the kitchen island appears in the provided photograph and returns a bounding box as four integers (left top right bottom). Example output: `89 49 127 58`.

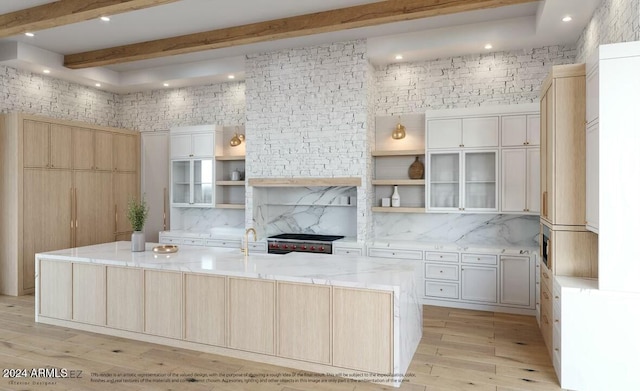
35 242 421 387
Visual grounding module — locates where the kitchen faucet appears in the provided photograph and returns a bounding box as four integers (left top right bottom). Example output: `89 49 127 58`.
243 228 257 255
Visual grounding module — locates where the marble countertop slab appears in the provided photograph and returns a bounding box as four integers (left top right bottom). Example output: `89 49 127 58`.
36 242 416 292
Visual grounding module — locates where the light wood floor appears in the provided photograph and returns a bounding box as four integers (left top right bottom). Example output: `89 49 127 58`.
0 295 562 391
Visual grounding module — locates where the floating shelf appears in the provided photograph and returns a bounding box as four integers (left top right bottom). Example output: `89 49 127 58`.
215 155 245 161
215 203 245 209
372 149 425 157
372 179 425 186
372 207 425 213
216 181 245 186
249 177 361 187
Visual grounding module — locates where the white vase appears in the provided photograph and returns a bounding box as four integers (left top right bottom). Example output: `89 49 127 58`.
391 185 400 207
131 231 145 252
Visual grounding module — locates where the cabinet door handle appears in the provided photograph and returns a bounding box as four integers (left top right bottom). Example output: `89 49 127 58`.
114 204 118 234
70 188 74 244
542 191 548 217
163 187 167 231
74 188 78 228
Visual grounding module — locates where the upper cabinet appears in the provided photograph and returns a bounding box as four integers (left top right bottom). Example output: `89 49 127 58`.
114 133 138 172
170 128 215 159
424 104 539 214
427 116 499 149
23 120 73 169
501 115 540 147
539 64 587 228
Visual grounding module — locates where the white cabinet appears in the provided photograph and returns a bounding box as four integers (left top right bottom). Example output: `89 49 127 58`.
428 150 497 212
427 117 498 149
500 256 531 306
501 148 540 213
170 131 214 159
501 115 540 146
585 122 599 233
171 159 214 207
461 265 497 303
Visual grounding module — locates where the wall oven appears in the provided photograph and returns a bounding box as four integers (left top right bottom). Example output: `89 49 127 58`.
542 224 551 270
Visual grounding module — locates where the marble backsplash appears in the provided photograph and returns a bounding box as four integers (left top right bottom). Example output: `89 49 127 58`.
172 208 245 232
373 213 540 248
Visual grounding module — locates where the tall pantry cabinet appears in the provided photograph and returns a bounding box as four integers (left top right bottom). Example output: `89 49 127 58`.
0 113 140 296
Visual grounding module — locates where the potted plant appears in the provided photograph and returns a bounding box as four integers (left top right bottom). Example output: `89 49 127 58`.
127 197 149 252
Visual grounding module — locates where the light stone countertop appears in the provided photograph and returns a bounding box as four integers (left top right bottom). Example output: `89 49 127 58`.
36 241 416 292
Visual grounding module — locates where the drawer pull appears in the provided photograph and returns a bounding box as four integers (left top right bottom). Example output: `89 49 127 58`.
439 270 443 273
555 348 560 352
555 319 559 323
439 288 443 291
555 295 559 299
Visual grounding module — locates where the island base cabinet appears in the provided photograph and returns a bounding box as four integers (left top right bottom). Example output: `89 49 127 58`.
106 267 143 332
144 270 182 339
72 263 106 325
277 282 331 364
333 287 393 374
184 274 225 346
38 259 72 320
228 278 275 355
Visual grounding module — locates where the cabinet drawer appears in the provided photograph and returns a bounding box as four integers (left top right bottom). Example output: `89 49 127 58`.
541 265 552 288
247 242 267 253
425 251 459 263
425 281 459 299
368 248 423 260
425 263 459 281
462 253 497 265
182 238 205 246
206 239 241 248
160 237 181 245
333 248 363 256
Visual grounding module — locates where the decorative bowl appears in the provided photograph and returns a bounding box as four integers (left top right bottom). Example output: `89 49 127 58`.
152 245 179 254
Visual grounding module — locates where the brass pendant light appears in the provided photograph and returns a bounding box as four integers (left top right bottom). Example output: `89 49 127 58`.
229 126 245 147
392 116 406 140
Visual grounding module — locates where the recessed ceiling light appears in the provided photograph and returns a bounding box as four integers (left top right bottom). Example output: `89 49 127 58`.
484 43 493 50
163 83 169 87
100 16 110 22
562 16 573 22
394 54 403 60
228 74 235 79
43 69 50 74
95 83 101 87
25 32 35 37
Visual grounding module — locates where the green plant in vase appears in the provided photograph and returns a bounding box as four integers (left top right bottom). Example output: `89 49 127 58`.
127 197 149 252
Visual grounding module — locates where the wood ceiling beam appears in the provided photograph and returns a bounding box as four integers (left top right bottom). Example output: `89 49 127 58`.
64 0 538 69
0 0 180 39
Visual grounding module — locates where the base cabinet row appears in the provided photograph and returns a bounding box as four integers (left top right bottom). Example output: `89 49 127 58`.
37 259 393 375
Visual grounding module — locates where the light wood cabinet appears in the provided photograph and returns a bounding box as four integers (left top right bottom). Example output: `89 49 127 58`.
144 270 182 339
0 113 139 296
228 278 275 355
499 256 531 306
184 274 226 346
277 282 331 364
23 169 73 291
23 121 73 169
38 259 72 319
333 287 393 374
539 64 587 227
501 148 540 213
114 133 138 172
72 263 106 325
106 266 143 332
114 171 138 234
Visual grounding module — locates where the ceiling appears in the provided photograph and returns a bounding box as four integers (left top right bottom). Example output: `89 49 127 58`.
0 0 601 93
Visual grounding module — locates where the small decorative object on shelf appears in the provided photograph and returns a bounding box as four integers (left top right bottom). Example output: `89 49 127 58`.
381 197 391 207
127 197 149 252
408 156 424 179
391 117 406 140
391 185 401 207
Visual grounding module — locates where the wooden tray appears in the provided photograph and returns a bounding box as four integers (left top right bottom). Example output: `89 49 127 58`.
152 245 178 254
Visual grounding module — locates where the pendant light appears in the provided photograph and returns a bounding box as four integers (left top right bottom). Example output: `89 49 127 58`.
229 126 245 147
392 116 406 140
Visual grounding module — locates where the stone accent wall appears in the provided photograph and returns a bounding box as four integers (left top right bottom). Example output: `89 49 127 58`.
576 0 640 62
374 45 576 116
0 65 119 127
118 81 245 132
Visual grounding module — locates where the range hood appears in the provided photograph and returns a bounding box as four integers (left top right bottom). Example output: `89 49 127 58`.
248 177 361 187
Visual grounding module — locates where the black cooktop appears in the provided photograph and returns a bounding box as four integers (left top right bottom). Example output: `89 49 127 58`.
269 234 344 242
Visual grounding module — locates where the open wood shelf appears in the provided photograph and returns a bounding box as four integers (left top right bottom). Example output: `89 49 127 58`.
215 155 245 161
372 149 425 157
372 179 425 186
216 181 245 186
215 203 245 209
372 206 425 213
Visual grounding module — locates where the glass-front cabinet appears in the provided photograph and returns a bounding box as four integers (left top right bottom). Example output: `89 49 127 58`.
428 150 497 212
171 159 214 207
